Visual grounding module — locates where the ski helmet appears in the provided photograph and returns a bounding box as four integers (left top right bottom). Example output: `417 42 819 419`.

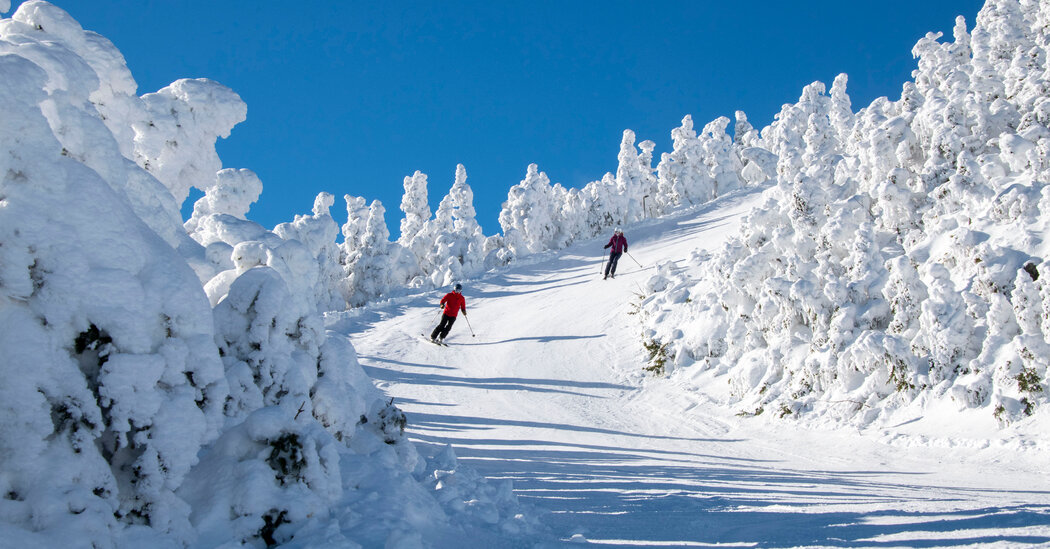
614 227 622 234
454 283 463 291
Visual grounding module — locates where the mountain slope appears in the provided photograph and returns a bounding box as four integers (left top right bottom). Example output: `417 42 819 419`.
333 191 1050 546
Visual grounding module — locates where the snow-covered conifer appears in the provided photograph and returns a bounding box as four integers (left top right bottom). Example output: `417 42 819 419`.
639 6 1050 428
656 115 709 208
341 194 370 254
0 14 228 542
449 164 488 275
700 117 744 199
616 129 653 223
134 78 247 207
733 110 760 148
185 168 263 234
399 170 431 246
344 200 397 306
829 73 855 143
273 192 344 312
499 164 559 257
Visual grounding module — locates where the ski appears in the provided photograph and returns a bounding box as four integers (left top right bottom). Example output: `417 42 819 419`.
420 334 448 346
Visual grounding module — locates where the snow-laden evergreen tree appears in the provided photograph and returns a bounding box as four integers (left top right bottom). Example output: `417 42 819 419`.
185 168 263 236
700 116 745 199
422 192 458 286
0 5 229 543
637 139 660 218
273 192 345 312
448 164 489 277
344 200 399 306
399 170 431 251
0 4 533 545
616 129 655 223
583 173 622 237
499 164 560 257
656 115 710 209
829 73 856 144
639 2 1050 428
341 194 370 251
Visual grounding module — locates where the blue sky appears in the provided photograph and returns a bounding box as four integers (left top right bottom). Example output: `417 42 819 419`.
26 0 983 235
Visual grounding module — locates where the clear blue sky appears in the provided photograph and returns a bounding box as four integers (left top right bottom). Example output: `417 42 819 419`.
22 0 984 235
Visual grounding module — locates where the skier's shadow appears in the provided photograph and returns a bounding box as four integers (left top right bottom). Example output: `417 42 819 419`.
458 334 603 345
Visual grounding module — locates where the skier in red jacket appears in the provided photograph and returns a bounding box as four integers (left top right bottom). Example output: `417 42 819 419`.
603 228 628 279
431 283 466 343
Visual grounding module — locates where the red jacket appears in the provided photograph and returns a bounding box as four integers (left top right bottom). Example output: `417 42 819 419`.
440 291 466 317
604 233 628 254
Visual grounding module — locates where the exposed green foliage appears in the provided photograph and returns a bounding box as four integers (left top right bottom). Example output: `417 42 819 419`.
887 355 915 392
642 338 670 375
1016 367 1044 394
1021 398 1035 417
736 407 764 417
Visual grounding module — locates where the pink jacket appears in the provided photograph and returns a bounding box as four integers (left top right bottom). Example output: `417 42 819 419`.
604 233 628 254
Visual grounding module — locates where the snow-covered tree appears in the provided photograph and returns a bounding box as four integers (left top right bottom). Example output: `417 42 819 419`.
0 4 535 547
616 129 654 223
344 200 398 306
185 168 263 235
0 7 228 542
700 116 745 199
499 164 560 257
399 170 431 247
273 192 344 312
638 3 1050 429
656 115 710 208
448 164 488 276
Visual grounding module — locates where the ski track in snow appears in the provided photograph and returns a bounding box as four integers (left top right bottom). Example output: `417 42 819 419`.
338 190 1050 547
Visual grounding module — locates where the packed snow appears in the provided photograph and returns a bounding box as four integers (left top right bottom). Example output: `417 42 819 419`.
0 0 1048 547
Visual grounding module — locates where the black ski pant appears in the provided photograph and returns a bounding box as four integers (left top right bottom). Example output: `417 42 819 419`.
605 251 622 277
431 314 457 340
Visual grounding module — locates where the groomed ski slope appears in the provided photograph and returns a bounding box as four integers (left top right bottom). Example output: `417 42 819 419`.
335 190 1050 547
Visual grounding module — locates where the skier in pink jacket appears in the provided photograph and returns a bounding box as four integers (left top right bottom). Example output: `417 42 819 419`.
603 228 628 279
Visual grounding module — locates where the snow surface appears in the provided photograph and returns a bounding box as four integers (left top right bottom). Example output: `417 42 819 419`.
336 192 1050 546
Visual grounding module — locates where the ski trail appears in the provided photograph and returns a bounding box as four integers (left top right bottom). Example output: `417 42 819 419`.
340 190 1050 547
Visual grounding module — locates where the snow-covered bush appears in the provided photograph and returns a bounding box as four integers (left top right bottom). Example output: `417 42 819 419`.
639 1 1050 429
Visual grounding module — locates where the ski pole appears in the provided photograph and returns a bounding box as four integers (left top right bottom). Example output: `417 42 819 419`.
600 250 607 275
463 314 476 337
423 308 443 338
626 251 643 268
